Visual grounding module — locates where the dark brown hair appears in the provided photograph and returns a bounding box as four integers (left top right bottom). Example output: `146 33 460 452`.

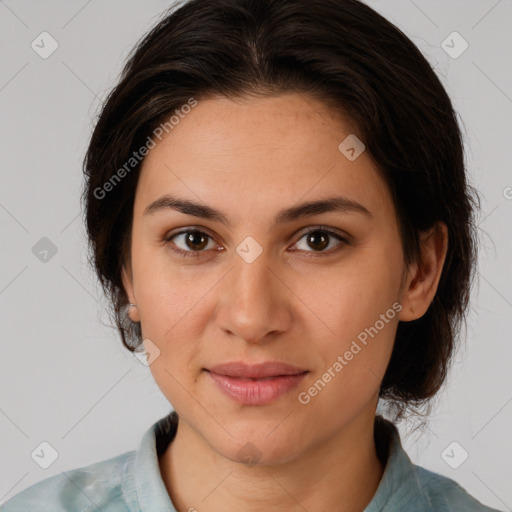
82 0 480 420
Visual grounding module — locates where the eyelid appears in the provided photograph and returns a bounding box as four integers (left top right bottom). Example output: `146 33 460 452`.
163 225 351 257
164 224 350 243
293 225 351 243
163 227 220 259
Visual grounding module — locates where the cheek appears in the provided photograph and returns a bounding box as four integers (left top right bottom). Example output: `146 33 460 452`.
299 251 401 339
132 246 202 330
131 251 217 376
298 251 401 391
299 296 398 424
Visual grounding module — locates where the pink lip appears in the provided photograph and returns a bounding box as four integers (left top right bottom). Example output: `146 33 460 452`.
206 361 308 379
204 361 309 405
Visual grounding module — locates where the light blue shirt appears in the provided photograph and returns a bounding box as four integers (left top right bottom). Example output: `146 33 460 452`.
1 411 503 512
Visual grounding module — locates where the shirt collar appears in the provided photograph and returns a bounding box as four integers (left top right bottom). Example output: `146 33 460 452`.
133 411 179 512
132 411 434 512
364 416 435 511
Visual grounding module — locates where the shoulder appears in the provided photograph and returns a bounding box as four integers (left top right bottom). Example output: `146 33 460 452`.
0 450 136 512
372 416 503 512
412 463 503 512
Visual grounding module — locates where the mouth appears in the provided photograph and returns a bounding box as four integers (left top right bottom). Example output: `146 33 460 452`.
203 361 309 405
204 361 309 379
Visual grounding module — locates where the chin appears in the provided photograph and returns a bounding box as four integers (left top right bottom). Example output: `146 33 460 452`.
208 421 307 467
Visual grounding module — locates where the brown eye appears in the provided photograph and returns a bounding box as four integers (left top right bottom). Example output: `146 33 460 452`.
183 230 209 251
306 231 330 251
164 229 216 258
293 228 349 255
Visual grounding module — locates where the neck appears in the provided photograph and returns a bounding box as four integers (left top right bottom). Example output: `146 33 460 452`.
159 405 386 512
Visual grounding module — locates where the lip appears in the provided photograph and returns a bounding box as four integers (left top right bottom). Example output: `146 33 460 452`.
206 361 308 379
204 361 309 405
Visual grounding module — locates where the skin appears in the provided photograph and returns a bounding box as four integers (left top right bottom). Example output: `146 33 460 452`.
122 92 448 512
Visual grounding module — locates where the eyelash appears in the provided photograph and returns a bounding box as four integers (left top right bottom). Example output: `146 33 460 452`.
162 226 350 259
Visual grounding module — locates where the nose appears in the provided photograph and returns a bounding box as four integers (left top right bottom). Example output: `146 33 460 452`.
214 247 293 345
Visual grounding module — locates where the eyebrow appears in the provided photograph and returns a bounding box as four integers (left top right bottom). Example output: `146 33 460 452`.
143 194 372 227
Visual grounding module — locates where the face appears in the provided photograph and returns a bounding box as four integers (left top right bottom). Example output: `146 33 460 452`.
122 93 412 465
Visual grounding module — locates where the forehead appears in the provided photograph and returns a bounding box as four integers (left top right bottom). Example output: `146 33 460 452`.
134 93 394 223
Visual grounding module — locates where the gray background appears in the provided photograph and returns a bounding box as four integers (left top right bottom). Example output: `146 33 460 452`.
0 0 511 510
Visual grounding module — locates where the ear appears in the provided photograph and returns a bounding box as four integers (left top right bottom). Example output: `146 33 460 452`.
121 261 140 323
398 222 449 322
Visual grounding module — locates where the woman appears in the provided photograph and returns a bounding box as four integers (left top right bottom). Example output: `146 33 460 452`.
2 0 503 510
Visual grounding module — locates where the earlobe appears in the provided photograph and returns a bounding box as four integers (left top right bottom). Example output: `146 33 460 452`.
121 264 140 323
398 262 418 322
398 222 449 322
